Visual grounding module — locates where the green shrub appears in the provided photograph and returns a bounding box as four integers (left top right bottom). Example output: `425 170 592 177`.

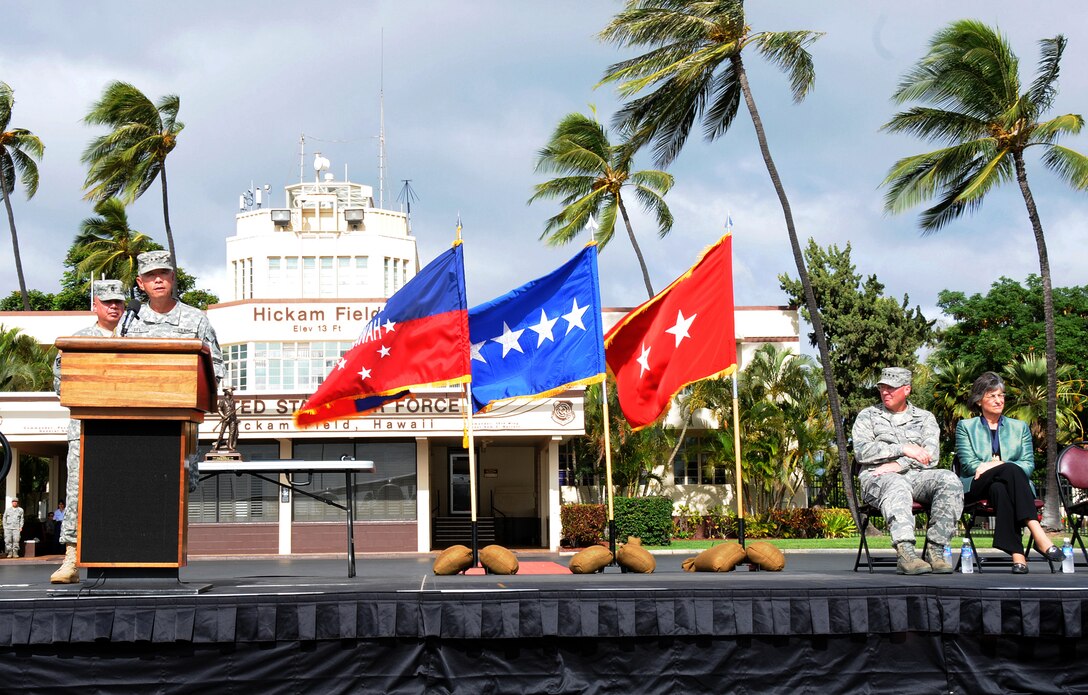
672 503 702 539
615 496 673 546
560 503 607 547
817 508 858 538
705 505 737 539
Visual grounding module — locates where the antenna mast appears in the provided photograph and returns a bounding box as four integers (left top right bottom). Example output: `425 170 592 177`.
299 133 305 183
378 31 386 209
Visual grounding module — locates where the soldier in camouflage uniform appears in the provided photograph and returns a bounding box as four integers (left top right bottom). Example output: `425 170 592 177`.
853 367 963 575
50 280 126 582
126 250 224 381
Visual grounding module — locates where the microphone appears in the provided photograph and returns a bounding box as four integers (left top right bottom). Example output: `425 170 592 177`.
120 299 142 336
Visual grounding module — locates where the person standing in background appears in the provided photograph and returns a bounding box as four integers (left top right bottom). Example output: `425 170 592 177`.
50 279 126 583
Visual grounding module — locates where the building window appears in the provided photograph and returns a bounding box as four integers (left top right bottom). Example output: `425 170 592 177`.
673 439 727 485
291 440 417 522
268 257 281 295
188 442 281 523
337 256 369 297
319 256 335 297
226 344 248 390
285 257 299 295
302 257 317 298
559 441 597 487
251 341 354 391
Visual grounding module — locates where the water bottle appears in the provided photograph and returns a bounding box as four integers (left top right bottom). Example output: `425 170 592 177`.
1063 538 1075 574
961 540 974 574
943 545 953 567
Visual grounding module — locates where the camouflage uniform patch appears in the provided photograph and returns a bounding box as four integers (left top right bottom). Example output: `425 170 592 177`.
126 300 224 381
53 323 115 545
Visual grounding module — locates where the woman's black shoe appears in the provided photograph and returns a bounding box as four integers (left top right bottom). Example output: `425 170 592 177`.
1012 562 1029 574
1043 545 1064 562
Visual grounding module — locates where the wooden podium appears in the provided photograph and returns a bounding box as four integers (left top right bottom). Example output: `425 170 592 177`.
55 337 216 593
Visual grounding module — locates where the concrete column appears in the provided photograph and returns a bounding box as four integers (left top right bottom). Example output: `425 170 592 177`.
415 437 430 552
545 437 561 551
4 445 18 504
278 438 292 555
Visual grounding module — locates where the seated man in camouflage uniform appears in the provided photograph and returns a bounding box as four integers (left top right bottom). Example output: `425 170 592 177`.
50 279 126 583
852 367 963 575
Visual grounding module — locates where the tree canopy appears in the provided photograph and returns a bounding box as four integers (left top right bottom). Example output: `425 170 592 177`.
779 239 934 419
934 275 1088 384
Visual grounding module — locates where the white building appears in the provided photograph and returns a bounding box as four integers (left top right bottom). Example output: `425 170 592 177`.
1 164 800 554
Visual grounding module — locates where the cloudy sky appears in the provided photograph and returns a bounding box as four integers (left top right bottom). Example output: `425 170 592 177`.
3 1 1087 344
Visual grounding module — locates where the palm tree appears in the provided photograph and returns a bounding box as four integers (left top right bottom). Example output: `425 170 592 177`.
0 325 56 392
0 81 45 311
75 197 158 290
82 81 183 270
529 110 673 299
597 1 855 519
881 21 1088 528
1003 354 1084 450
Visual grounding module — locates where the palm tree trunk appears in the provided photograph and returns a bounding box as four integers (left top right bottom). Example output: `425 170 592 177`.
732 53 857 523
160 164 177 271
616 196 655 299
1 182 30 311
1013 151 1062 530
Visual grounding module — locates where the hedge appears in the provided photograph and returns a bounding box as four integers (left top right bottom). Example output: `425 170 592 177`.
560 503 607 547
614 496 673 546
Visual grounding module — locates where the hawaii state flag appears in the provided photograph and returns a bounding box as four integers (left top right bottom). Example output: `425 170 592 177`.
469 244 605 413
294 243 471 426
604 234 737 430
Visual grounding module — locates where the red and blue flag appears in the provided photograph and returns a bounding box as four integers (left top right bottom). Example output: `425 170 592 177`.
294 243 471 426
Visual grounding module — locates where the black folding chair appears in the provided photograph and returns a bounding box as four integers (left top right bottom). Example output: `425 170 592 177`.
955 457 1054 573
1057 441 1088 566
852 462 930 573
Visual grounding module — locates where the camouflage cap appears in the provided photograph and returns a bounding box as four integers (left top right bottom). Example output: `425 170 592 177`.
91 279 125 302
137 250 173 275
877 367 912 388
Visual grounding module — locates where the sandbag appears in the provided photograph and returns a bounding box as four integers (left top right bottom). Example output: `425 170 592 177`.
479 544 519 575
616 542 656 573
690 542 747 572
569 545 613 574
433 545 473 575
746 541 786 571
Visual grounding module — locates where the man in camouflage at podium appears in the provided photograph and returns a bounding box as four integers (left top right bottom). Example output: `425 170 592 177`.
50 279 126 582
126 250 224 381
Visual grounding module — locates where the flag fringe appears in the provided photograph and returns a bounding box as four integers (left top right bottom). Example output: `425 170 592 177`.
604 233 732 348
475 372 606 414
626 363 738 432
294 374 471 427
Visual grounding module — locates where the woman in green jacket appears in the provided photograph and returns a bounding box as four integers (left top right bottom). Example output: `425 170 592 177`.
955 372 1063 573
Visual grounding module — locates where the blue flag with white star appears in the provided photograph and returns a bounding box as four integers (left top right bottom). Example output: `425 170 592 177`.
468 244 606 413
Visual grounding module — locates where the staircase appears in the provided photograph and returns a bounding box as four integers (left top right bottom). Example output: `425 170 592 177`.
432 516 495 549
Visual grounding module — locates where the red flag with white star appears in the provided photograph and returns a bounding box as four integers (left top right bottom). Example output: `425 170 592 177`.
604 234 737 430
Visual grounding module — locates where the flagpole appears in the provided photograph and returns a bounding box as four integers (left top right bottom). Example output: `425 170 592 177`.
464 380 480 567
600 376 617 560
732 373 745 547
726 214 744 548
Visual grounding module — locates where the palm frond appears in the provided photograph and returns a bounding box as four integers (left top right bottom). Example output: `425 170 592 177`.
1028 35 1066 112
1041 144 1088 190
881 139 995 213
751 30 823 102
702 58 741 142
1030 113 1084 143
881 107 989 144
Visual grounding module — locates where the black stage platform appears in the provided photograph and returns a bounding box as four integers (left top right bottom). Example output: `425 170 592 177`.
2 551 1087 693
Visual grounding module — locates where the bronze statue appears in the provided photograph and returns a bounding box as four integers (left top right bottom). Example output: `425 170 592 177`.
209 386 240 457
